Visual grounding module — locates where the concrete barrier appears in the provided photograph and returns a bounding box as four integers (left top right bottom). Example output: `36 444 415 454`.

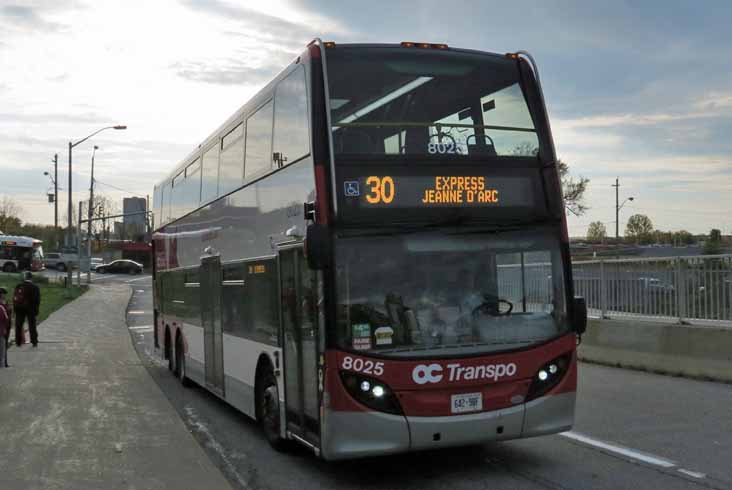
578 318 732 383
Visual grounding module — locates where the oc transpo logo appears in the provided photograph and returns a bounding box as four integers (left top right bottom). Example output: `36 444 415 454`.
412 364 443 384
412 362 518 384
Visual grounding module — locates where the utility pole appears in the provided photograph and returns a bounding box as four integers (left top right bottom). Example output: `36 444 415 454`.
613 177 634 242
53 153 58 228
613 177 619 240
77 200 83 287
67 141 74 286
87 146 98 285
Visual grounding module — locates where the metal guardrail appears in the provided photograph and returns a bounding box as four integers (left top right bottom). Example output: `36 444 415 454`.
572 254 732 324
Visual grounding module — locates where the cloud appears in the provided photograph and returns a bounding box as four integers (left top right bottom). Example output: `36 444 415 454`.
171 58 285 86
0 112 110 125
0 4 66 33
181 0 316 42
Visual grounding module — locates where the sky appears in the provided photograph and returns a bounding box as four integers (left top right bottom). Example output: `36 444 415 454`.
1 0 731 236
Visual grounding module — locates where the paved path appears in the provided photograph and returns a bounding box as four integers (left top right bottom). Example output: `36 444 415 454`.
0 283 232 490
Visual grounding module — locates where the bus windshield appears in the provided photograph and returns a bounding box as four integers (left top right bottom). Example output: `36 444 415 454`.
326 46 539 157
335 229 567 357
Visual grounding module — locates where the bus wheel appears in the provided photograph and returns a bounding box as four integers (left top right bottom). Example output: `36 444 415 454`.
57 263 66 272
256 369 287 451
175 336 192 387
2 263 16 273
165 329 174 372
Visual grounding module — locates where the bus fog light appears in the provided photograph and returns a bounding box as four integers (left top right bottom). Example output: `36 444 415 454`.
538 370 548 381
360 381 371 392
372 385 385 398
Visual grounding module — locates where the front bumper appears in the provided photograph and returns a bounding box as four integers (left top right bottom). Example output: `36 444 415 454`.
321 391 575 460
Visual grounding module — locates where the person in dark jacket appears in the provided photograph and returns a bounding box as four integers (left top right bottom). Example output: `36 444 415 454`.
13 272 41 347
0 287 10 367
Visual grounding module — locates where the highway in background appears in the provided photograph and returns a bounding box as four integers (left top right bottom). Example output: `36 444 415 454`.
123 277 732 490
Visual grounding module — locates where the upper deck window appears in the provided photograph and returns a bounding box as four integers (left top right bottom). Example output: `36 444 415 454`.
327 47 539 158
273 66 310 167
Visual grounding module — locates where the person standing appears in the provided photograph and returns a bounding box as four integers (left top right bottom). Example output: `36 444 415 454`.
13 272 41 347
0 287 10 367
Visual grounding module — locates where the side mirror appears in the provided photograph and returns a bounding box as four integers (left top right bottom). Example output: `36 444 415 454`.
572 296 587 334
305 224 331 270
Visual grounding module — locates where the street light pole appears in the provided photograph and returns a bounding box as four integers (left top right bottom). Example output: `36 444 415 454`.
53 153 58 228
87 146 98 285
66 125 127 287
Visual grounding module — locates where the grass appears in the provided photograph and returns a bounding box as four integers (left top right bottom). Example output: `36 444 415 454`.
0 273 87 323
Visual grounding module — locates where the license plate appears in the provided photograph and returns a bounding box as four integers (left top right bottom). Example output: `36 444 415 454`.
451 392 483 414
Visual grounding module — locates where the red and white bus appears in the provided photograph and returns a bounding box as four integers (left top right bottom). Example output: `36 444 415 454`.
0 235 44 272
151 40 587 460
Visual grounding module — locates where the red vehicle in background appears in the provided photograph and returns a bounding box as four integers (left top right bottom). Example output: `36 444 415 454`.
151 39 586 460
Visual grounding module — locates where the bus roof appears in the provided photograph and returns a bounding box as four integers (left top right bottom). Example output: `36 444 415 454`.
152 41 522 191
0 235 43 247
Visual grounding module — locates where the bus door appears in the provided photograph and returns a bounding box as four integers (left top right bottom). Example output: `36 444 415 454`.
278 246 320 447
200 255 225 396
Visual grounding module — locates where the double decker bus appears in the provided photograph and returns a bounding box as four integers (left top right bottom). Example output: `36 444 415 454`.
151 40 587 460
0 235 44 272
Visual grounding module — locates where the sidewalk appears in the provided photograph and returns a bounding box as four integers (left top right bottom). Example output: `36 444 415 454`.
0 284 232 490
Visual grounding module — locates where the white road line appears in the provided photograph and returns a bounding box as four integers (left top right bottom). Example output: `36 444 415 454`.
126 275 151 283
560 431 676 468
678 469 706 479
127 310 147 315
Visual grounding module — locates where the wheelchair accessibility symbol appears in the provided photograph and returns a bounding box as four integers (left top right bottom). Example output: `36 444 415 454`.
344 181 360 197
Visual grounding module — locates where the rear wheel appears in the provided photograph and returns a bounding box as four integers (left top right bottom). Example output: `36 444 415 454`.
57 263 66 272
175 336 193 387
256 369 288 451
2 263 16 273
166 330 174 371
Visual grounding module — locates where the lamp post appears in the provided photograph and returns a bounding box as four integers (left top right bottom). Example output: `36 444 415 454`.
67 125 126 287
613 177 635 241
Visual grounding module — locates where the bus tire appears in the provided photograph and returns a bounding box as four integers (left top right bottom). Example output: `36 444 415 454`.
2 263 16 273
256 368 288 451
57 263 66 272
165 328 174 372
175 335 193 387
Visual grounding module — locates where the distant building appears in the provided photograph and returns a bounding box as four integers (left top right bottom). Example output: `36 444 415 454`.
122 197 147 240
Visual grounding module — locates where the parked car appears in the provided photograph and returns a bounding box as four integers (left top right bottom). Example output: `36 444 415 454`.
43 252 78 271
94 259 143 275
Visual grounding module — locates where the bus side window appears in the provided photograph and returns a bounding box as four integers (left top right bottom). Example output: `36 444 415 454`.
245 100 274 180
222 263 247 336
273 66 310 168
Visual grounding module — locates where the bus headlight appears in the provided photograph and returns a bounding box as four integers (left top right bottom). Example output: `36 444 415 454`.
526 354 572 401
340 371 403 415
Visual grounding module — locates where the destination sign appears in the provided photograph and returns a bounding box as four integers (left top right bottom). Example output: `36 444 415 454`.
341 175 533 209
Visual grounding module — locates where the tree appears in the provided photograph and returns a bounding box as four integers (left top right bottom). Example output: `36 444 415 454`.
704 228 723 254
673 230 695 246
586 221 607 242
511 144 590 216
625 214 654 243
557 160 590 217
0 195 23 233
